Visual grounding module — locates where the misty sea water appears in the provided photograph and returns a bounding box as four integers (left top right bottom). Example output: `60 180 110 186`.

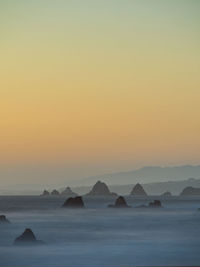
0 196 200 267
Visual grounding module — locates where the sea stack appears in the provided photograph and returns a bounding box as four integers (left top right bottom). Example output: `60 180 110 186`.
108 196 130 208
41 190 50 196
130 183 147 196
0 215 10 224
51 189 60 196
62 196 84 208
61 187 77 197
14 228 44 245
86 181 117 196
180 187 200 196
148 200 162 207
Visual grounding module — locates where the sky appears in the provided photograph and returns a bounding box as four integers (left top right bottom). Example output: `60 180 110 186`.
0 0 200 185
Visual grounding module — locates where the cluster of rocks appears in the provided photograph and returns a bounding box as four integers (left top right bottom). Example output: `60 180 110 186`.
41 181 150 198
41 187 77 197
41 189 59 196
3 181 200 250
129 184 200 197
61 194 162 209
1 181 169 248
51 189 60 196
39 181 171 212
148 200 162 207
40 180 200 201
136 199 162 208
41 182 165 210
2 196 162 248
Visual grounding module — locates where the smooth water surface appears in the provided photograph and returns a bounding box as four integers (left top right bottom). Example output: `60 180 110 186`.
0 196 199 267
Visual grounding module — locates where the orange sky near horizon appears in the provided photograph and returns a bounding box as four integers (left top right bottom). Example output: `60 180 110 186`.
0 0 200 176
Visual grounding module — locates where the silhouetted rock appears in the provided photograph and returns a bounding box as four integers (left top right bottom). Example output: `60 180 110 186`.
86 181 117 196
41 190 50 196
61 187 77 196
135 200 162 208
108 196 130 208
148 200 162 207
14 228 44 245
0 215 10 224
62 196 84 208
161 191 172 197
51 189 60 196
130 183 147 196
180 186 200 196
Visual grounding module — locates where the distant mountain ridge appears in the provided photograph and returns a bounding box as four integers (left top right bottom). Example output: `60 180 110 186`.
1 177 200 196
78 165 200 186
1 165 200 195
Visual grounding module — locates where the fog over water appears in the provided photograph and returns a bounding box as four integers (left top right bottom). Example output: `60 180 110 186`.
0 196 200 267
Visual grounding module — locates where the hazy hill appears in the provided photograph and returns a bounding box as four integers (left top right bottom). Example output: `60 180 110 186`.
78 165 200 186
1 165 200 195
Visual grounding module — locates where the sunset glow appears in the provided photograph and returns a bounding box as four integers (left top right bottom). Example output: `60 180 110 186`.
0 0 200 182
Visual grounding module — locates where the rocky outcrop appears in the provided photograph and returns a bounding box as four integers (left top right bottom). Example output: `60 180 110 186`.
161 191 172 197
130 183 147 196
108 196 130 208
86 181 117 196
41 190 50 196
14 228 44 245
62 196 84 208
180 186 200 196
136 199 162 208
0 215 10 224
51 189 60 196
135 200 162 208
61 187 77 197
148 200 162 207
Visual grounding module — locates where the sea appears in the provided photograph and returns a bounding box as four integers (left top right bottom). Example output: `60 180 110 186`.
0 195 199 267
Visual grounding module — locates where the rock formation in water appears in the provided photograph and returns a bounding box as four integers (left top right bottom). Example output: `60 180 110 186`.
86 181 117 196
108 196 130 208
62 196 84 208
51 189 60 196
135 199 162 208
0 215 10 224
130 183 147 196
41 190 50 196
14 228 44 245
61 187 77 196
148 200 162 207
161 191 172 197
180 186 200 196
